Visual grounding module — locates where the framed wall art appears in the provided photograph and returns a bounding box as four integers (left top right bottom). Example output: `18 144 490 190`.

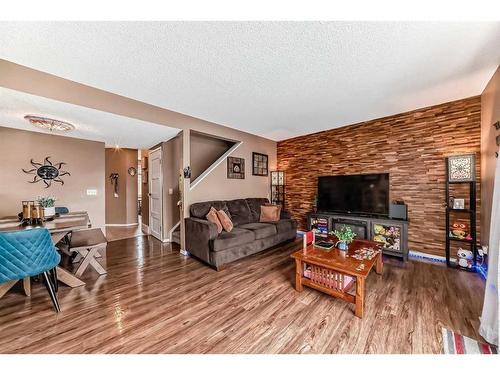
252 152 268 176
447 154 475 182
227 157 245 179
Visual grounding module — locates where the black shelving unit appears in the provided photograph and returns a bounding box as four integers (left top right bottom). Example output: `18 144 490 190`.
445 160 477 271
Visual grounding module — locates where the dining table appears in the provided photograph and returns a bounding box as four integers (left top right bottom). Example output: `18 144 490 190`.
0 211 91 298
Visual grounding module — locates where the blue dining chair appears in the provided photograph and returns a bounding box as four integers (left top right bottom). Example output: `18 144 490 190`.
0 228 61 312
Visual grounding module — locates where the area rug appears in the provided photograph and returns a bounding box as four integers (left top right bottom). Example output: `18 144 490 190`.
441 327 497 354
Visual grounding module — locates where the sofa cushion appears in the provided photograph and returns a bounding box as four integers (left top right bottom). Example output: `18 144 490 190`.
211 227 255 252
216 209 234 232
226 199 252 226
260 205 281 222
238 222 277 240
246 198 269 222
206 207 223 234
190 200 228 219
270 219 297 234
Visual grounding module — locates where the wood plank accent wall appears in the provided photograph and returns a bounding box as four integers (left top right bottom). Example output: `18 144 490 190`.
277 96 481 257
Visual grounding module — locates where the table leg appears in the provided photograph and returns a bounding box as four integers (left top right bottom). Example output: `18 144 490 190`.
50 230 85 288
376 252 383 275
295 259 303 292
0 280 17 299
23 277 31 296
56 266 85 288
75 247 106 278
355 276 365 318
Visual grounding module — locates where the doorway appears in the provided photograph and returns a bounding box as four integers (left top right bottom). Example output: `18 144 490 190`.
149 147 163 241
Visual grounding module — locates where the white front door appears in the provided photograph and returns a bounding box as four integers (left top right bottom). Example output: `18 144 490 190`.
149 148 162 241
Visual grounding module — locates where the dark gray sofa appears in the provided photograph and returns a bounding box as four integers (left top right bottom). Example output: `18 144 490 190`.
185 198 297 270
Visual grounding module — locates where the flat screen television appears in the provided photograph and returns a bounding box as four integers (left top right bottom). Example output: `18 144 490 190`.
317 173 389 216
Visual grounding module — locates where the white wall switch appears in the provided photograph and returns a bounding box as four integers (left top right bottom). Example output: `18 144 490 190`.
168 188 173 195
86 189 98 196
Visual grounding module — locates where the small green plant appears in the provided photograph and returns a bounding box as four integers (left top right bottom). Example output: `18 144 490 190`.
37 196 56 208
331 225 356 244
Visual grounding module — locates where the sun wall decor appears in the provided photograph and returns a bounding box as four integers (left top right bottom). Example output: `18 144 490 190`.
22 157 71 188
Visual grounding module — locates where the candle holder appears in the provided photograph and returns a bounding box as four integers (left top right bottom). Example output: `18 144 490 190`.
21 200 34 225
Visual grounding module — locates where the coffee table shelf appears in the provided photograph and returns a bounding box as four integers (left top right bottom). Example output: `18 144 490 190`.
291 237 383 318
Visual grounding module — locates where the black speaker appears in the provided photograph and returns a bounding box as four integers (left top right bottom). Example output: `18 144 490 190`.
389 203 407 220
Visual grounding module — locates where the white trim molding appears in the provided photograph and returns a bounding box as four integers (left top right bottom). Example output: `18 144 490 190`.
105 223 139 227
409 250 456 264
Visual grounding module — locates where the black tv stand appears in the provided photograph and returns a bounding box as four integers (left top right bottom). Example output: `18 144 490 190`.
307 212 409 261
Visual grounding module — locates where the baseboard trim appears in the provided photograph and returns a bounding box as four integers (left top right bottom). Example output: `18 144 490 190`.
409 250 456 264
106 223 139 227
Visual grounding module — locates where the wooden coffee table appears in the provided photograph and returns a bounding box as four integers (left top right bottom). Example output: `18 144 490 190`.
291 237 383 318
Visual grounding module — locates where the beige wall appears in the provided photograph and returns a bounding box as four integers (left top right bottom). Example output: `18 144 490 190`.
190 131 234 182
188 132 276 204
481 65 500 246
0 126 105 228
105 148 138 225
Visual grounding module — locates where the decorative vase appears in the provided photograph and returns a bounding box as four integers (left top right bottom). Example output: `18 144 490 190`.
336 241 348 251
43 206 56 217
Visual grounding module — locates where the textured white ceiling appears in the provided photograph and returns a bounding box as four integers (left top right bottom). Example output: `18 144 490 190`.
0 87 180 148
1 21 499 141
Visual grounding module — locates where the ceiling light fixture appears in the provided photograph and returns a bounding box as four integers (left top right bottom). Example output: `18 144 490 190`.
24 115 75 133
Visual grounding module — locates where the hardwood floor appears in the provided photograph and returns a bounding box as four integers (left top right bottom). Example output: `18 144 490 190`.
0 235 485 354
105 223 144 242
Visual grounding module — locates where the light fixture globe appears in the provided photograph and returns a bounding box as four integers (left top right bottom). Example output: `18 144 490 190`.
24 115 75 133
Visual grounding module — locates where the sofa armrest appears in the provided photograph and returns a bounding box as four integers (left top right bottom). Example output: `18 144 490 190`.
184 217 218 263
280 210 292 220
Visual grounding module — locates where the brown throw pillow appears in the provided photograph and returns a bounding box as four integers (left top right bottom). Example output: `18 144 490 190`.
217 210 234 232
206 207 223 234
260 205 281 222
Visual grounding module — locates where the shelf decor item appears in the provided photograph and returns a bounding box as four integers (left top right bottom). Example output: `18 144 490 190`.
270 170 285 206
37 196 57 217
252 152 269 176
227 157 245 179
372 223 401 251
452 198 465 209
331 225 356 251
447 154 475 182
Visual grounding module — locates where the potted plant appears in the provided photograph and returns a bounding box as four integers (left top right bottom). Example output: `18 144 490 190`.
331 225 356 251
37 196 57 217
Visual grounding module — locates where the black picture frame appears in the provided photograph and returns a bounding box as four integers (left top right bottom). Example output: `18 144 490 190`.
227 157 245 179
252 152 268 176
